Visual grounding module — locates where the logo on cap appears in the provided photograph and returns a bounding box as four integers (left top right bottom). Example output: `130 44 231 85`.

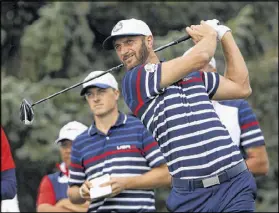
112 21 123 32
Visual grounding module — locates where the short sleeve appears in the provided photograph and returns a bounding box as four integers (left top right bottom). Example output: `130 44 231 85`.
238 100 265 149
68 139 86 187
1 127 15 172
200 71 220 99
122 63 163 116
36 175 56 206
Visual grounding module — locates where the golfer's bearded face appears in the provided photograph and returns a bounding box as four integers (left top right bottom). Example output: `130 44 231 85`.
114 36 149 70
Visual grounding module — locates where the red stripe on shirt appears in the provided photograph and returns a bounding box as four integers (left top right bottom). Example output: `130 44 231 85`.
36 175 56 206
134 65 145 116
84 148 141 166
241 121 259 130
178 77 202 85
1 127 15 171
143 141 158 152
70 162 84 169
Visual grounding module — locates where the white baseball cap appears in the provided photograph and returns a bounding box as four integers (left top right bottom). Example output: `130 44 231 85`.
55 121 88 144
183 47 216 69
103 18 152 50
80 71 118 96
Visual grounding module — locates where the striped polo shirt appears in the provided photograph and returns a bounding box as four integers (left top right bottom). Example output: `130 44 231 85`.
69 112 166 212
122 63 244 180
212 99 265 158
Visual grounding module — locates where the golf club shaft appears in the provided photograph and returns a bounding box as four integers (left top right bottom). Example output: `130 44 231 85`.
31 34 191 107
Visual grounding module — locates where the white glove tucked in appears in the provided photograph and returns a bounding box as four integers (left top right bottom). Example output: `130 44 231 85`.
205 19 231 41
216 25 231 41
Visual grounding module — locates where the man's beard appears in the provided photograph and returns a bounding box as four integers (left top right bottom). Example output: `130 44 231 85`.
124 40 149 70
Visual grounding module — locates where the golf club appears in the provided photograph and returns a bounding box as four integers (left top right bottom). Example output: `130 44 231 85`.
19 34 191 125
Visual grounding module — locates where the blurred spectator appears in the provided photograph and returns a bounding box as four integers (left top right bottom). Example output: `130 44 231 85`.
36 121 90 212
1 126 20 212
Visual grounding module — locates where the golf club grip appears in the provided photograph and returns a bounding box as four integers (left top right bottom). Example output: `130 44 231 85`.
154 34 191 52
174 34 191 44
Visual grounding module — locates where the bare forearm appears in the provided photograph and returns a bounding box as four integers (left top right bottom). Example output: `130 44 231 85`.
37 204 71 212
62 202 89 212
67 186 87 204
125 164 171 190
161 33 217 88
246 158 269 176
221 32 251 95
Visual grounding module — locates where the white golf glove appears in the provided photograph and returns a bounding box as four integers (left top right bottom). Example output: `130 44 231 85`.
205 19 231 41
216 25 231 41
205 19 220 31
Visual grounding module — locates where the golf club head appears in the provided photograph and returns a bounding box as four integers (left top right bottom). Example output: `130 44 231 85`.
20 99 34 125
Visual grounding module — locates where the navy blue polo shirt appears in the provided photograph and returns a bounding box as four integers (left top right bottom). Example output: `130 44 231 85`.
122 63 244 180
69 112 166 212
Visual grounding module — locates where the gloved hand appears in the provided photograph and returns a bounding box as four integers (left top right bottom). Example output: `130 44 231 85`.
205 19 231 41
216 25 231 41
205 19 220 31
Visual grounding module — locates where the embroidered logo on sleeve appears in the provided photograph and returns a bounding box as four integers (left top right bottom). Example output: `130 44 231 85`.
144 63 157 73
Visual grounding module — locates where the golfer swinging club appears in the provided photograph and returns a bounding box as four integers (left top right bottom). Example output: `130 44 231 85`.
102 18 257 212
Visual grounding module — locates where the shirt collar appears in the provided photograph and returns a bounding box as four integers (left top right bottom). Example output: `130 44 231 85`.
88 112 127 136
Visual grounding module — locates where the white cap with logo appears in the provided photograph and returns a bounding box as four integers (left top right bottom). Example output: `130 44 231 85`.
183 47 216 69
80 71 118 96
55 121 88 144
103 18 152 50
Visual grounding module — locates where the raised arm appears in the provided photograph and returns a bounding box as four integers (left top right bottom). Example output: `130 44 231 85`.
160 20 218 89
212 31 252 100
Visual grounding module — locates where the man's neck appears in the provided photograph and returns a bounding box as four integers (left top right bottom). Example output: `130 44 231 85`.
146 51 160 64
94 109 119 135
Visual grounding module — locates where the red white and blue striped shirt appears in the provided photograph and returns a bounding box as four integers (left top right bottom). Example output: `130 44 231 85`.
212 99 265 158
69 112 166 212
122 63 244 180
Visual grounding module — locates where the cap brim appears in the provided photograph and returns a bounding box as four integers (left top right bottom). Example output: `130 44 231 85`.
102 34 145 50
80 84 111 96
55 137 71 144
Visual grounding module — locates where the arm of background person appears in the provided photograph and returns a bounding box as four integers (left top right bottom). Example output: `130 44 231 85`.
1 168 17 200
120 163 171 189
55 198 89 212
238 100 269 176
160 21 217 89
67 184 90 205
245 146 269 176
67 139 89 205
212 32 252 100
1 127 17 200
36 176 71 212
101 128 171 196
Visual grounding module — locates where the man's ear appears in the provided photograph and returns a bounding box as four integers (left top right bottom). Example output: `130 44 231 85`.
146 35 153 48
114 89 120 100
